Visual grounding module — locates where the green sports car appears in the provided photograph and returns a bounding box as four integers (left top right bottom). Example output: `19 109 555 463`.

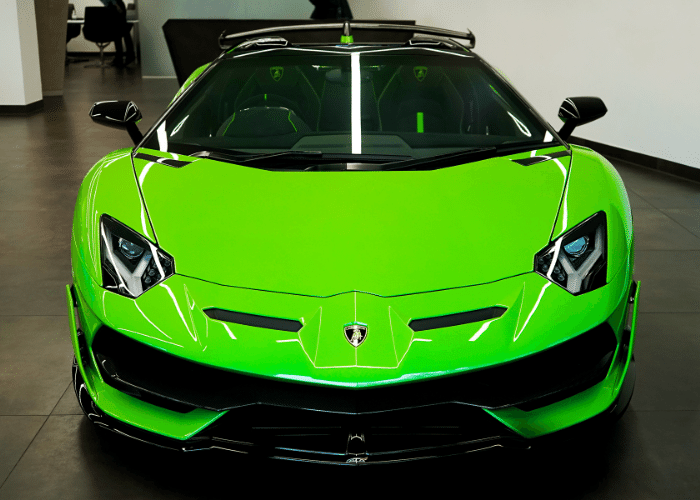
68 22 638 464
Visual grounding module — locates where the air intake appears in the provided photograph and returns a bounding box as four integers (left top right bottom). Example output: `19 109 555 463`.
204 309 303 333
409 306 506 332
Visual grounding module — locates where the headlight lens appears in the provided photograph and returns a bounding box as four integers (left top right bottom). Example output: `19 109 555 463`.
100 215 174 298
535 212 606 295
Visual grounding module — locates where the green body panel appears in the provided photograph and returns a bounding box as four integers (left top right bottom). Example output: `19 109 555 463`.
67 286 224 439
67 271 638 439
490 279 638 437
69 125 636 440
131 146 570 297
71 148 155 282
552 145 634 281
68 35 638 446
71 247 631 386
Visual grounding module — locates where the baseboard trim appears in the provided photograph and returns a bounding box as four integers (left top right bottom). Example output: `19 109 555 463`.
0 100 44 115
569 136 700 184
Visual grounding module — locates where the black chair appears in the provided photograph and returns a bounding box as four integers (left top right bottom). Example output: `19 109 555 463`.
65 3 88 65
66 4 81 43
82 6 124 68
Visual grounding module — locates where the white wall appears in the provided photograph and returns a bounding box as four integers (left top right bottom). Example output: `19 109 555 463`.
354 0 700 169
139 0 312 78
0 0 42 106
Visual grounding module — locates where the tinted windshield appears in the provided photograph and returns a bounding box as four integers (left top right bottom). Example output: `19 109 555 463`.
142 48 557 159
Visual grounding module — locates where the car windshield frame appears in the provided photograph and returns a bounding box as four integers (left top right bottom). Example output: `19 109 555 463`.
137 45 565 167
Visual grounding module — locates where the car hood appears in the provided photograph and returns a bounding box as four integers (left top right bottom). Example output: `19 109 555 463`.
133 149 570 296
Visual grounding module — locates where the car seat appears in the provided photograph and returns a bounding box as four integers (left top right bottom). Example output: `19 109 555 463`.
232 66 320 129
378 66 464 133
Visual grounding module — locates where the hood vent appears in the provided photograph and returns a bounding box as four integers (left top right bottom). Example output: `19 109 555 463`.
511 149 570 166
134 152 192 168
205 308 303 333
409 306 506 332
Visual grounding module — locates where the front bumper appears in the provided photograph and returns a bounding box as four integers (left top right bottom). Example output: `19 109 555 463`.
66 263 639 464
71 355 636 465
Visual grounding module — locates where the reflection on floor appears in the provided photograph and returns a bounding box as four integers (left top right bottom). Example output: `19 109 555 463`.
2 60 700 499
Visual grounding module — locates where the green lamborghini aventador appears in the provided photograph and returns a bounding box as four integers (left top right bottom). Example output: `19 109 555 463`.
67 22 638 464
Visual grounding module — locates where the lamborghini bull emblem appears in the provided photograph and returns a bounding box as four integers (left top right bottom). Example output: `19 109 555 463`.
270 66 284 81
344 323 368 347
414 66 428 82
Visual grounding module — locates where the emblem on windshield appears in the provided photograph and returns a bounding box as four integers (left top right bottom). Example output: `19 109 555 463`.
270 66 284 82
344 323 368 347
414 66 428 82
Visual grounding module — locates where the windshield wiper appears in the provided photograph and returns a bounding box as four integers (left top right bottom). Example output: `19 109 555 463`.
192 150 412 169
192 149 322 163
382 147 497 171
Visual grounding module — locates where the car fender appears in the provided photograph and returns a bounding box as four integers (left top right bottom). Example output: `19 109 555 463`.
71 149 156 284
551 145 634 282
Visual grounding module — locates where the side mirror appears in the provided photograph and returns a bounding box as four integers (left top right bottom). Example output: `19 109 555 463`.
557 97 607 140
89 100 143 145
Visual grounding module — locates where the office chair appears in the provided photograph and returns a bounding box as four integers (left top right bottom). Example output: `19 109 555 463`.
82 6 123 68
65 3 89 65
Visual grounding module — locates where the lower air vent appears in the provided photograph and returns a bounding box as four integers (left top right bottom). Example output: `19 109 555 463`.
204 309 302 333
409 306 506 332
89 322 617 414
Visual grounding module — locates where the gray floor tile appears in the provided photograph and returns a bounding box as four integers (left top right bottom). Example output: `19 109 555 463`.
0 259 72 316
50 383 82 416
0 317 74 415
634 250 700 312
631 208 700 250
626 190 654 209
632 313 700 411
591 411 700 499
0 415 235 500
0 173 80 212
661 208 700 238
614 162 700 209
0 210 72 258
0 416 46 487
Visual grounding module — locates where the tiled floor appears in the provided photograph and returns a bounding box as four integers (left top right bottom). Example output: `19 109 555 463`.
2 62 700 499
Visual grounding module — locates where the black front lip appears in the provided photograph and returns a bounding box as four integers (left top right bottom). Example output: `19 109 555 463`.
74 358 636 466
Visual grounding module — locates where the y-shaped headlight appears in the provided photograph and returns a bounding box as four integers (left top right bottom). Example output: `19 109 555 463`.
535 212 606 295
100 215 174 298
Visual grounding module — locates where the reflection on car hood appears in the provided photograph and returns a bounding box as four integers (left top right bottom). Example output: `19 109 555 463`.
133 149 570 296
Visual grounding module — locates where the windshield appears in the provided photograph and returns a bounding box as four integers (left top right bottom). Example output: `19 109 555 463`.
142 48 558 160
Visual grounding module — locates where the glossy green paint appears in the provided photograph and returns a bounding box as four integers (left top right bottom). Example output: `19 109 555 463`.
71 148 155 283
552 145 634 282
67 264 634 438
71 249 630 386
69 137 636 439
490 279 639 438
69 33 638 443
67 286 224 439
131 146 570 297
